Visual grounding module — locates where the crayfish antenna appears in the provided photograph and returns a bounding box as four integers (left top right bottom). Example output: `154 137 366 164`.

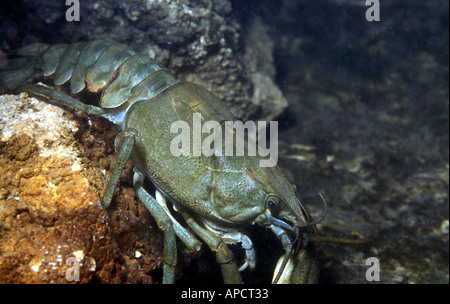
304 193 367 245
314 193 328 225
302 193 328 234
309 224 367 244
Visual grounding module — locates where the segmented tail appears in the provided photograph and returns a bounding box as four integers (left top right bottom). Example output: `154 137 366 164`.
0 43 50 89
0 41 178 109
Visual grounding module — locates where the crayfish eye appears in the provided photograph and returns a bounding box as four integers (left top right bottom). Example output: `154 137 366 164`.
266 196 282 214
268 200 277 210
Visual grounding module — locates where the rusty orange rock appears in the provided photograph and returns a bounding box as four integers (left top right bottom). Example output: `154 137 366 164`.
0 94 163 283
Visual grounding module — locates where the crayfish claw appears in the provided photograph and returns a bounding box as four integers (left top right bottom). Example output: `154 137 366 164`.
238 261 249 272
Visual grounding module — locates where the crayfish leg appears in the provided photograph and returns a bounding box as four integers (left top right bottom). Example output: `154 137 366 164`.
17 84 106 116
182 212 243 284
133 170 177 284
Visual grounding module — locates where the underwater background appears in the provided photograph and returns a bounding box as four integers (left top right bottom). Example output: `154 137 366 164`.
0 0 448 283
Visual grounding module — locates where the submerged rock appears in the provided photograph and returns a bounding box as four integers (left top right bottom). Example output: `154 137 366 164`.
0 0 286 121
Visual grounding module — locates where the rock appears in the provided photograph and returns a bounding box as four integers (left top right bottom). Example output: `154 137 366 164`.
243 17 288 121
0 94 163 283
0 0 286 121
